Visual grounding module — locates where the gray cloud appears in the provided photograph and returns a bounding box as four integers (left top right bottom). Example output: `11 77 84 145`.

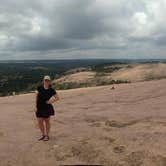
0 0 166 59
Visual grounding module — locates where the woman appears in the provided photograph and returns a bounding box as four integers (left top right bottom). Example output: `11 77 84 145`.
35 75 59 141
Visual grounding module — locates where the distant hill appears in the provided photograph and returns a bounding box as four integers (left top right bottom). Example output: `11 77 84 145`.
1 59 166 96
53 63 166 90
111 63 166 82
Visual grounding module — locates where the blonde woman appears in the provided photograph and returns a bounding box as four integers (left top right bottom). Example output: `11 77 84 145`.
35 75 59 141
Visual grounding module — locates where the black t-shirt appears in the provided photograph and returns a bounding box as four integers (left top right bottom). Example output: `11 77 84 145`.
37 85 56 109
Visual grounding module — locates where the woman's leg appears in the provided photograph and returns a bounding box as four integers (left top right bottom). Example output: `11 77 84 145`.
44 117 50 136
37 118 45 136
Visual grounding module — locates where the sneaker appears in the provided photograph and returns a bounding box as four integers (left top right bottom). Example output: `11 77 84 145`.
43 135 49 141
38 135 45 141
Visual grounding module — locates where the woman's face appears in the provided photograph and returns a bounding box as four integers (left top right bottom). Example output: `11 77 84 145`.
44 79 51 86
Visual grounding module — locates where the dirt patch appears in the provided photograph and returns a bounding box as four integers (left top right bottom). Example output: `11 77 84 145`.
90 122 101 127
151 155 166 166
105 120 139 128
0 131 4 137
71 142 100 163
125 151 145 166
113 146 126 154
101 136 116 144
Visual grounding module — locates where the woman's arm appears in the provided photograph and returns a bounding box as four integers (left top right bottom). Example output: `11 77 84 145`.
46 93 60 104
34 91 38 112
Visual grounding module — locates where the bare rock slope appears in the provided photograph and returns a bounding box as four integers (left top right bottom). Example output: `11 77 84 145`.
1 79 166 165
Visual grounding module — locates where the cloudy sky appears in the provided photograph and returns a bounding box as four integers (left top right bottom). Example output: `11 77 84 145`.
0 0 166 60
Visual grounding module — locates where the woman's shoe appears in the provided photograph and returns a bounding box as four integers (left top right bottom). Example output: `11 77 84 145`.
38 135 45 141
43 135 49 141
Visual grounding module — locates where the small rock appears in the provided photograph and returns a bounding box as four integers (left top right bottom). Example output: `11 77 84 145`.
111 86 115 90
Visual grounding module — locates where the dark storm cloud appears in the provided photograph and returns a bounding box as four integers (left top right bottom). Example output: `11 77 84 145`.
15 36 71 51
0 0 107 52
0 0 166 59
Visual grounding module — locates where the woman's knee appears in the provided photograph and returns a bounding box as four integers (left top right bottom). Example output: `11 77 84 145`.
44 118 50 124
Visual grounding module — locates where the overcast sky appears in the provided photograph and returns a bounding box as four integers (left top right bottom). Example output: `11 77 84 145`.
1 0 166 60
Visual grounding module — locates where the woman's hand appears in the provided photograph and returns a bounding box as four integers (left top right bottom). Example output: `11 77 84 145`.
52 94 59 103
46 100 51 104
46 94 59 105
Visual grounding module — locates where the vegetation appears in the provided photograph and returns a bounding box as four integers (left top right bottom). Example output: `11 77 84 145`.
54 79 130 90
0 60 120 96
91 63 124 73
2 59 163 96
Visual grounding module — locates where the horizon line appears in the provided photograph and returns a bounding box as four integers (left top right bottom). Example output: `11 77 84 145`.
1 58 166 61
